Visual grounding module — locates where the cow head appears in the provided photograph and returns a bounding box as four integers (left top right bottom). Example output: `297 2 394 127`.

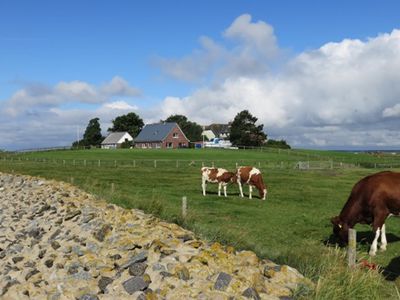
331 216 349 244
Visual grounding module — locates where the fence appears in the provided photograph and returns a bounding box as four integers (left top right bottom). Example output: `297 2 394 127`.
2 156 400 171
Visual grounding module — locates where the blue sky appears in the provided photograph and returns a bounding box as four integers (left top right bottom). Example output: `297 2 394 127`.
1 1 400 150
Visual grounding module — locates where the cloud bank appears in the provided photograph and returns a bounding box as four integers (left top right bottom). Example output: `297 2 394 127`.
0 77 141 150
1 14 400 150
156 15 400 149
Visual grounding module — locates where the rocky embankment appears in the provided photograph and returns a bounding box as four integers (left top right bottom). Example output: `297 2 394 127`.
0 173 309 299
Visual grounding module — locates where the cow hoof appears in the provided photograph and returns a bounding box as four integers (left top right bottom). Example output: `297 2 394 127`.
380 246 387 252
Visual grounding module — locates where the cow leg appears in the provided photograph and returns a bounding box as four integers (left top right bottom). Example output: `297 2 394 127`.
262 188 267 200
249 185 253 199
369 228 381 256
238 181 244 197
370 215 386 256
202 178 207 196
218 182 222 197
380 223 387 251
223 184 227 197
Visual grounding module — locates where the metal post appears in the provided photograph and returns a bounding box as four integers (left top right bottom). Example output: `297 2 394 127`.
347 228 357 268
182 196 187 218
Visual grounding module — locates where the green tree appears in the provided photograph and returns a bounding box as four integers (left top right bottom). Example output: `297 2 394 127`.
83 117 103 146
71 117 103 148
108 112 144 138
229 110 267 147
266 139 291 149
164 114 202 142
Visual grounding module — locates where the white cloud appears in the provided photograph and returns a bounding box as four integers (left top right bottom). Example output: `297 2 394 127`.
154 14 280 82
224 14 278 59
156 27 400 148
2 77 141 117
0 77 142 150
100 76 141 97
383 103 400 118
102 100 138 111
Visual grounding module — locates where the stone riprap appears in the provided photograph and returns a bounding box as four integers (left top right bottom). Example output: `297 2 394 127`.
0 173 310 299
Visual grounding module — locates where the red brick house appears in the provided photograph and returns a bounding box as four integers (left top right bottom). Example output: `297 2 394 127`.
134 122 189 149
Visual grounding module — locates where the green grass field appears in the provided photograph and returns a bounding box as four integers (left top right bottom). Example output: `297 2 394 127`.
2 148 400 299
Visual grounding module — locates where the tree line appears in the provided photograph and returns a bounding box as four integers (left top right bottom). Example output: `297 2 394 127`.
73 110 290 149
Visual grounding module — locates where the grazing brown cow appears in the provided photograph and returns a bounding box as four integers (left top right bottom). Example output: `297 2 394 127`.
236 166 267 200
331 171 400 256
201 167 236 197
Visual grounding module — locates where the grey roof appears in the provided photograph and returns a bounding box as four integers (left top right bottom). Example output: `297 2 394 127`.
134 122 178 142
101 132 131 144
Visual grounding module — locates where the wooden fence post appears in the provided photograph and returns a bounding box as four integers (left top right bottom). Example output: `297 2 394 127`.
154 160 157 168
347 228 357 268
98 160 101 167
176 160 179 168
182 196 187 218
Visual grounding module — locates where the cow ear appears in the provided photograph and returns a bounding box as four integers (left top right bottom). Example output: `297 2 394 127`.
331 216 340 225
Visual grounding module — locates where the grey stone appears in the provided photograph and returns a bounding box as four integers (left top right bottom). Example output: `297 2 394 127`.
128 262 148 276
93 224 113 242
71 270 92 280
1 278 20 296
49 228 62 241
64 209 81 221
78 294 99 300
242 287 261 300
38 249 47 259
51 241 61 250
25 268 40 281
12 256 24 264
122 276 149 295
214 272 232 291
98 276 113 293
120 251 148 270
44 259 54 268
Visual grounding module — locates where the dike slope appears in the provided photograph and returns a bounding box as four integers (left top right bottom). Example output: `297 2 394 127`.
0 173 309 299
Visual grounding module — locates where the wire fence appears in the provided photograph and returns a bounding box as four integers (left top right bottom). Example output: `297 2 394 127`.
2 155 400 171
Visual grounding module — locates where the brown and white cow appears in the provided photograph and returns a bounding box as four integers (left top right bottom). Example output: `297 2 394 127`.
236 166 267 200
201 167 236 197
331 171 400 256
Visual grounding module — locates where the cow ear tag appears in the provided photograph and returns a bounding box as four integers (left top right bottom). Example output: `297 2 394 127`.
338 224 342 229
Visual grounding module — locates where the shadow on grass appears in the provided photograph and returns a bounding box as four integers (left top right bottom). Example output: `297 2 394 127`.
323 231 400 248
382 256 400 281
323 231 400 281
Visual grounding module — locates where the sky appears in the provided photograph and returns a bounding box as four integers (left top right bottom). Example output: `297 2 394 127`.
1 0 400 151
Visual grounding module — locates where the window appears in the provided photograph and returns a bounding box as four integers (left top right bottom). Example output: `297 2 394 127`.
173 133 178 138
167 142 173 148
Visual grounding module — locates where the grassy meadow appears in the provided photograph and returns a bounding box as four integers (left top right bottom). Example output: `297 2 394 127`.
2 148 400 299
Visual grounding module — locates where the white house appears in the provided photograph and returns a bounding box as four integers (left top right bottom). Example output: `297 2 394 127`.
101 132 133 149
